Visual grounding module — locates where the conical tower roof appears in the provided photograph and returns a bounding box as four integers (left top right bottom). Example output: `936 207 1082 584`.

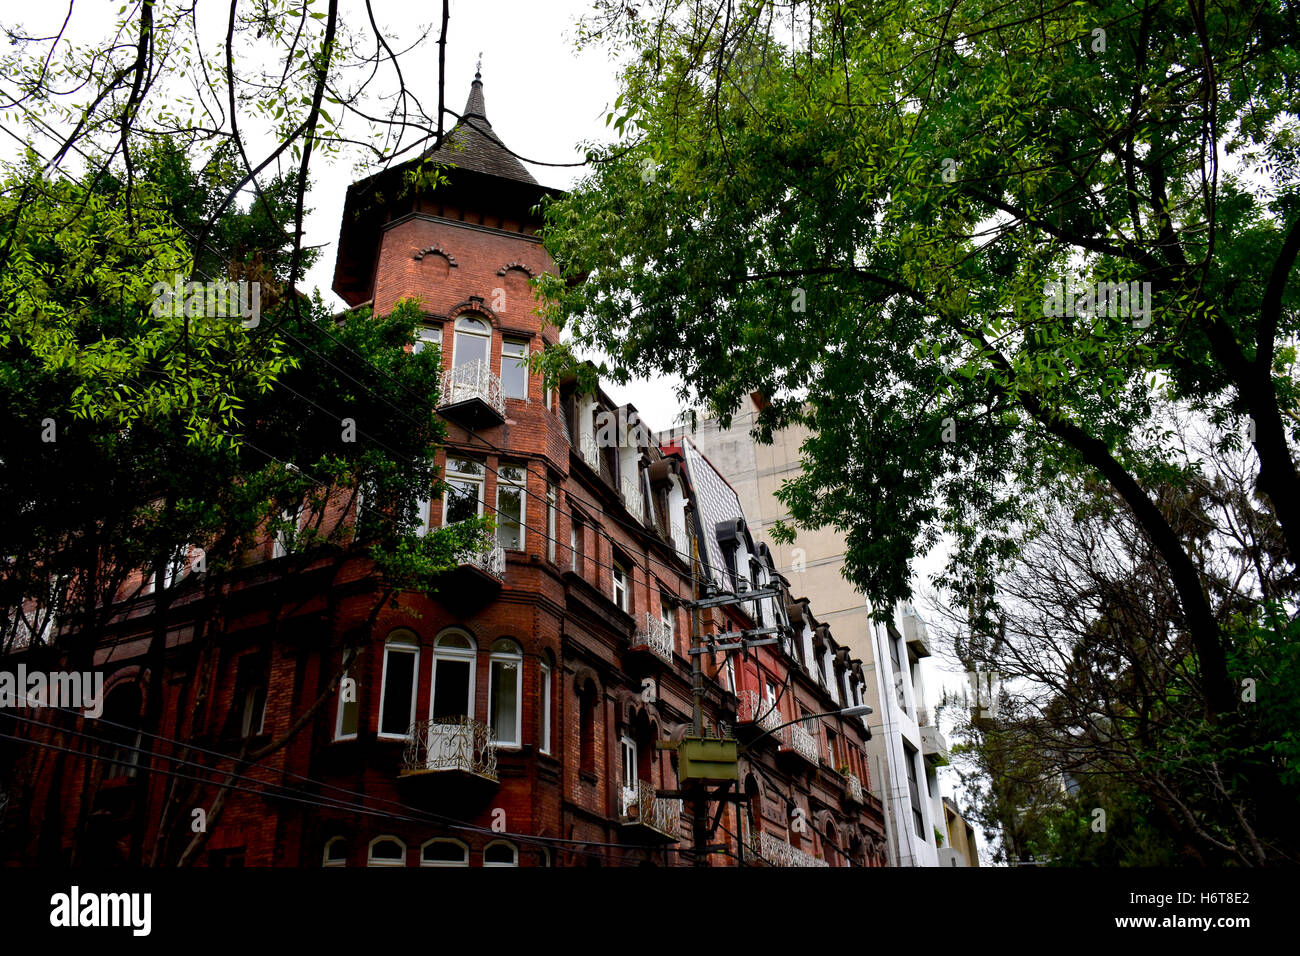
422 70 538 185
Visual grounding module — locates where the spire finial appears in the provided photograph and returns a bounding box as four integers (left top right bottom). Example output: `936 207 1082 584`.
475 52 482 80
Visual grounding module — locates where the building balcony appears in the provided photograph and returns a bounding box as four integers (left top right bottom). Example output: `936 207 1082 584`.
577 433 600 471
901 605 932 658
669 521 689 560
438 361 505 427
736 690 784 735
399 717 499 789
921 724 950 766
621 475 644 523
756 831 828 868
620 779 681 842
778 722 820 765
436 533 505 609
631 612 673 664
841 770 865 805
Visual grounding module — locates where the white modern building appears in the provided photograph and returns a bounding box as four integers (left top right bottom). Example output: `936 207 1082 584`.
657 397 952 865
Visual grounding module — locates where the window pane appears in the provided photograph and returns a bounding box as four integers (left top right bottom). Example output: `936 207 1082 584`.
496 484 523 550
484 843 516 866
432 658 471 720
338 684 358 738
490 658 519 745
422 842 467 865
380 651 415 736
502 339 528 399
454 324 489 367
445 479 481 524
414 326 442 354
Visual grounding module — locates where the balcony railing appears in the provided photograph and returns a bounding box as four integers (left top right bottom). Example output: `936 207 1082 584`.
632 612 673 663
621 475 644 521
842 770 865 804
758 831 828 868
402 716 498 781
670 522 689 559
780 721 820 764
580 434 600 470
457 537 506 579
737 690 784 734
439 361 504 420
621 779 681 838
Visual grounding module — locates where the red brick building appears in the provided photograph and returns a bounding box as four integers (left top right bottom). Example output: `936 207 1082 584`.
1 73 886 868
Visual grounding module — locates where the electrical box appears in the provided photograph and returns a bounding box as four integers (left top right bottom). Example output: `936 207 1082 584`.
677 736 739 784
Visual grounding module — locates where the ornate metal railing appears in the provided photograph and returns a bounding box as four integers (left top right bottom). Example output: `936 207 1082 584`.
440 361 504 419
781 721 820 763
621 475 644 521
737 690 784 734
580 433 600 470
842 770 865 804
633 612 673 663
758 831 828 868
456 534 506 580
670 521 689 559
622 779 681 837
403 716 498 780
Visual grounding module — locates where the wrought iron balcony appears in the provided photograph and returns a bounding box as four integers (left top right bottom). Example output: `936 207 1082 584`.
439 361 505 426
401 717 498 782
631 612 673 663
457 537 506 580
779 721 820 764
621 474 644 521
620 779 681 841
579 433 600 470
670 521 689 560
757 831 828 868
737 690 784 734
842 770 865 804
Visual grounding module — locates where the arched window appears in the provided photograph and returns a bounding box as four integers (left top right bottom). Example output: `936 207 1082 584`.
823 823 839 867
322 837 347 867
743 775 761 851
431 630 476 721
488 639 522 747
367 836 406 867
101 682 144 779
483 840 518 867
420 839 469 867
452 315 491 368
378 631 419 739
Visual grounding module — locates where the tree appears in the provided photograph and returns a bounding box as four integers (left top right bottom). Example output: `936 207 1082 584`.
537 0 1300 721
935 424 1300 864
0 140 488 864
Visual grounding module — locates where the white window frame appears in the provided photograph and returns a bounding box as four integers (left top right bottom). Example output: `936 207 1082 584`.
612 558 629 612
378 632 419 740
451 314 491 368
442 457 485 527
367 836 406 867
413 324 443 355
272 503 302 559
420 838 469 867
546 483 557 563
334 663 358 741
620 733 638 798
495 462 527 551
430 630 477 722
539 660 553 754
488 639 523 748
483 840 518 867
322 837 347 867
660 599 675 648
501 336 529 400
